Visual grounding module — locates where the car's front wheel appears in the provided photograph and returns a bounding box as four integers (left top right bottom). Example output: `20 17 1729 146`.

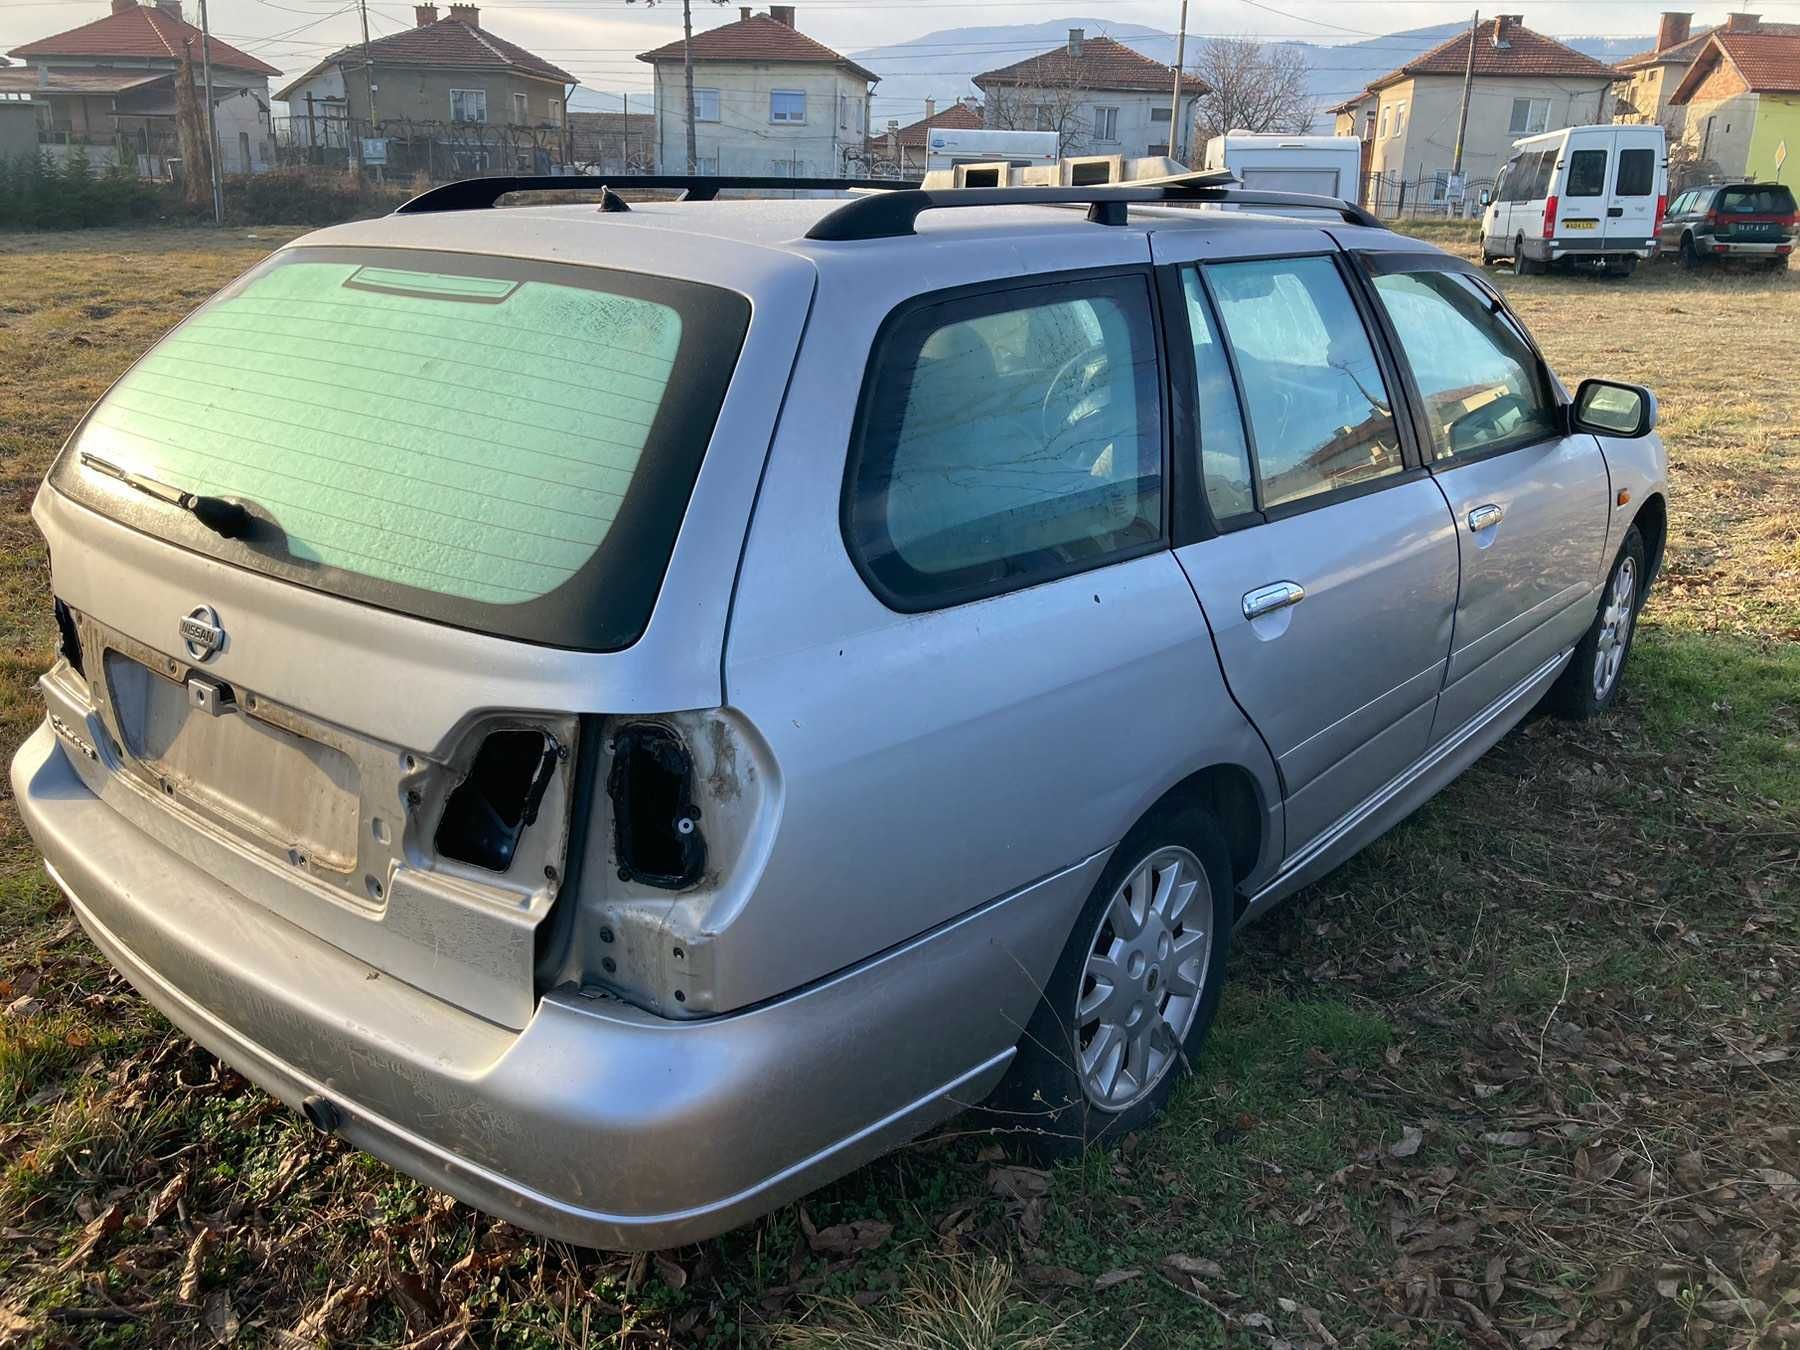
1548 525 1646 719
982 803 1234 1157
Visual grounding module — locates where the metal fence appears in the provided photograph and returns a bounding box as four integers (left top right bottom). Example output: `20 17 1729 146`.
1361 171 1496 220
271 114 574 180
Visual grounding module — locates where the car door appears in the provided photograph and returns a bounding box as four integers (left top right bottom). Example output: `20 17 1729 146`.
1605 129 1663 252
1486 155 1519 252
1361 253 1611 737
1660 190 1691 252
1153 239 1460 852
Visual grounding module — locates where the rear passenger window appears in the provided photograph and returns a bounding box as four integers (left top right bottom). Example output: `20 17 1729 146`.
1616 148 1654 196
1206 256 1401 510
1529 152 1557 199
1177 269 1254 521
1566 149 1607 197
847 276 1163 607
1373 270 1557 462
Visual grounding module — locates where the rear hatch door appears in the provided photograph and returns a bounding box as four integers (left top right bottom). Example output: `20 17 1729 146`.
1603 127 1663 249
1556 128 1610 243
40 221 812 1028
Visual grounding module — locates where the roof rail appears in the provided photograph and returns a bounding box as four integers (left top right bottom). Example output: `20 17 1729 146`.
803 181 1382 240
393 174 920 215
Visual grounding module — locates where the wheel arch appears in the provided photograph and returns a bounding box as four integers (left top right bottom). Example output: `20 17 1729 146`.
1631 491 1668 588
1130 761 1270 909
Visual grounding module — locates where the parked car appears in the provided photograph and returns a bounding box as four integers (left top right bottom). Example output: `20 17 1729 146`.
13 175 1668 1251
1481 123 1667 276
1659 182 1797 268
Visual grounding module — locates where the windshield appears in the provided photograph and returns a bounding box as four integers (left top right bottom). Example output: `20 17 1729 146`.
1720 186 1796 215
53 247 750 650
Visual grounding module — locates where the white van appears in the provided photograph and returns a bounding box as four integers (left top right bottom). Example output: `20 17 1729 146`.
1481 124 1667 276
1202 132 1363 200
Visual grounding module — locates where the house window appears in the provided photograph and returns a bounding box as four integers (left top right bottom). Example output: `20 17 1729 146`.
1035 105 1056 131
548 98 562 127
1151 105 1171 124
512 92 528 122
692 88 720 122
1379 106 1390 138
450 89 487 124
1509 97 1550 135
770 90 806 123
1392 101 1406 137
1094 106 1119 141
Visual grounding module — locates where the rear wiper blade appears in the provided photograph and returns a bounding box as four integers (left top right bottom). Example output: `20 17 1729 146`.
80 451 255 540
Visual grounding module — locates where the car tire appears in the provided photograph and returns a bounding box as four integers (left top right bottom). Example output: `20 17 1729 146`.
1513 237 1543 276
1547 525 1646 720
1679 235 1704 270
980 802 1234 1160
1605 256 1638 279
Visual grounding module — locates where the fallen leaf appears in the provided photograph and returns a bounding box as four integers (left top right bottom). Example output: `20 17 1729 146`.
203 1289 238 1345
1752 1169 1798 1187
803 1217 892 1259
1391 1126 1424 1159
3 996 43 1021
56 1202 123 1274
1164 1254 1225 1282
1481 1131 1535 1147
653 1252 689 1289
146 1171 188 1227
1301 1307 1339 1346
1023 1264 1087 1289
180 1227 213 1303
1094 1269 1142 1291
988 1166 1051 1201
1486 1254 1508 1308
1520 1322 1572 1349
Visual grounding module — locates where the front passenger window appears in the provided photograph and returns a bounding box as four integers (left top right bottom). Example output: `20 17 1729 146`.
1372 270 1557 461
1206 256 1402 509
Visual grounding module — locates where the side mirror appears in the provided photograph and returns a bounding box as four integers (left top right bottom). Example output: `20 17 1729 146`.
1479 188 1492 207
1571 379 1657 438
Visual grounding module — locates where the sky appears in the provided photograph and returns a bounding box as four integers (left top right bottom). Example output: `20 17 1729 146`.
3 0 1792 114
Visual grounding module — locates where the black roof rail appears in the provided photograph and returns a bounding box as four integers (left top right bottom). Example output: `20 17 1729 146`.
803 182 1382 240
393 174 919 215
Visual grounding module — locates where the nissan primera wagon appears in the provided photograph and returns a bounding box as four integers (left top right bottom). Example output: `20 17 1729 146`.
14 176 1668 1251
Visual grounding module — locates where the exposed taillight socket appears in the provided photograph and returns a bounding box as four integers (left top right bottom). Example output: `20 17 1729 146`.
435 727 562 872
53 597 83 676
608 723 705 890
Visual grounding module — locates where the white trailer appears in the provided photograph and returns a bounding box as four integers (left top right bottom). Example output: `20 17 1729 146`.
924 128 1059 174
1202 132 1364 200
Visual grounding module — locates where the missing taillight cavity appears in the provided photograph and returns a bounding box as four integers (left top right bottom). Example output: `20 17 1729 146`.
608 723 705 890
435 728 560 872
53 598 83 676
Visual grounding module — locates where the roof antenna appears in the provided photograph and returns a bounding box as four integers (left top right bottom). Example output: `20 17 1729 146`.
597 185 632 213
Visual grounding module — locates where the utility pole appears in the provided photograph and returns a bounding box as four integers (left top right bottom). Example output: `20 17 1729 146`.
196 0 223 223
358 0 379 173
681 0 698 174
1451 10 1478 177
1167 0 1190 164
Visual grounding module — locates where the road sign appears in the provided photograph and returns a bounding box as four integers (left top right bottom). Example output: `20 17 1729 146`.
1776 140 1788 178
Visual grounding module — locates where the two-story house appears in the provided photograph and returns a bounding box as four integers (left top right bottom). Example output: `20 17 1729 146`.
1614 12 1800 137
973 30 1203 161
1350 15 1618 206
3 0 278 175
1668 21 1800 179
276 3 575 173
637 7 877 177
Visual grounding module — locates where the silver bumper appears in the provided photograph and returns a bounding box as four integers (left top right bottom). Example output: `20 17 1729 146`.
13 721 1091 1249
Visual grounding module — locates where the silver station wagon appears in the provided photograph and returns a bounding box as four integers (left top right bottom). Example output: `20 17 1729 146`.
14 173 1668 1251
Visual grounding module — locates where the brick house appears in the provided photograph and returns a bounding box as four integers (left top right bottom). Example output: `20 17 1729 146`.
1667 21 1800 179
1613 11 1800 137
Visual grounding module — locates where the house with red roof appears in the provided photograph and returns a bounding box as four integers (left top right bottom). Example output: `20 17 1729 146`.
973 30 1203 161
276 3 575 173
2 0 279 175
1614 12 1800 135
637 6 876 177
1667 18 1800 179
1349 14 1618 202
865 98 982 177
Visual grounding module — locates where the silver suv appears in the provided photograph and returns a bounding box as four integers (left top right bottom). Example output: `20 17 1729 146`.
13 175 1668 1251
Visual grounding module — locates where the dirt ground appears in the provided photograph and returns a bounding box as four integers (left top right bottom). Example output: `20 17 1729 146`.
0 225 1795 1349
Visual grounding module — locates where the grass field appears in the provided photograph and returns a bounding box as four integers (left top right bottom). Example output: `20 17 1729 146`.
0 224 1796 1350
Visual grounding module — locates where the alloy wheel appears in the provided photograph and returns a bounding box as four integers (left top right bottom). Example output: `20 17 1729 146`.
1074 846 1211 1111
1593 555 1637 700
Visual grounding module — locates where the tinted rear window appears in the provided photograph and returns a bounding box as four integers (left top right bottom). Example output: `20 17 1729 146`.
1616 148 1655 196
1565 149 1607 197
1720 186 1796 214
53 247 750 650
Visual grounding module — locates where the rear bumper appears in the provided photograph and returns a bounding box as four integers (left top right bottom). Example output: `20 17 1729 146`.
13 720 1088 1249
1542 236 1655 260
1704 239 1792 257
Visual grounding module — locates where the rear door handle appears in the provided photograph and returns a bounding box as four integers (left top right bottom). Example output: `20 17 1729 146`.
1242 581 1306 620
1468 503 1505 532
1607 206 1624 217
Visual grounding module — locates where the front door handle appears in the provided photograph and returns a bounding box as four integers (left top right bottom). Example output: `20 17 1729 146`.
1242 580 1306 621
1467 503 1505 533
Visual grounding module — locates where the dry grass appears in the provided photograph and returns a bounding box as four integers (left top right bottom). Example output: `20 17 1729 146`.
0 226 1796 1349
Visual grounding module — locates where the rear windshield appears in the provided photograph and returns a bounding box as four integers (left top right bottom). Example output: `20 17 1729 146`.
1720 186 1796 215
53 247 750 650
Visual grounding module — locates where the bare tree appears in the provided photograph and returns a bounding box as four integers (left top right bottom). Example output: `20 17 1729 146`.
1189 38 1314 143
984 71 1093 157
